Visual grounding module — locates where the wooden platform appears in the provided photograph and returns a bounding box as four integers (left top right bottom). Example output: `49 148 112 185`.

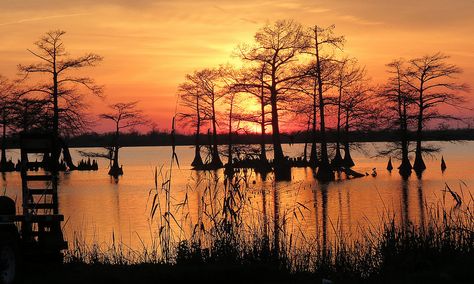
0 214 64 223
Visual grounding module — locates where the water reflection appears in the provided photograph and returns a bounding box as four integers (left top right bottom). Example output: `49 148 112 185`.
261 181 269 245
399 175 428 231
110 176 120 184
0 142 471 252
337 187 344 239
320 182 328 259
346 190 352 235
417 177 426 230
313 182 319 242
400 178 410 229
273 181 280 257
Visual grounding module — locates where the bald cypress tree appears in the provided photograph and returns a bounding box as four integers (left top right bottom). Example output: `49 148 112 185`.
403 53 468 174
18 30 102 169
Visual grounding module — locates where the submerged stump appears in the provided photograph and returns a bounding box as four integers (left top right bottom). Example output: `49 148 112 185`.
108 166 123 177
398 158 412 178
413 153 426 174
191 150 203 168
387 157 393 171
343 150 355 168
441 156 447 172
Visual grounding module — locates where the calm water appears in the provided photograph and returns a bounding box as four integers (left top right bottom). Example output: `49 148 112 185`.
1 142 472 251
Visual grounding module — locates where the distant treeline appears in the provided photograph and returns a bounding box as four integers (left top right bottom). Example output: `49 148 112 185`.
3 129 473 149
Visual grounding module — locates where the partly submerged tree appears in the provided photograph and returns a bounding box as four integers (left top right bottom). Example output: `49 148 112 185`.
239 19 306 179
303 24 344 181
329 58 365 168
340 82 376 168
18 30 102 169
178 73 207 168
222 87 243 174
100 101 147 176
295 62 320 166
217 66 242 174
235 64 272 166
195 68 225 168
296 55 338 168
380 59 416 177
403 53 468 174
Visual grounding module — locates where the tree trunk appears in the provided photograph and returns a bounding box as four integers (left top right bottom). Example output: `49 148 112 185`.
109 126 122 176
413 89 426 173
303 115 310 162
332 87 344 168
399 101 412 177
270 91 284 162
192 137 203 167
395 72 412 177
210 95 223 168
52 68 60 172
343 111 354 168
309 79 318 168
270 87 289 180
113 146 119 170
114 127 119 169
58 138 77 170
314 26 334 181
52 41 62 171
225 96 234 175
191 95 203 167
260 83 268 164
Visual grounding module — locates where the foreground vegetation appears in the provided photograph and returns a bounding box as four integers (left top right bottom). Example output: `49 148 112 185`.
26 171 473 284
25 207 471 283
25 219 473 283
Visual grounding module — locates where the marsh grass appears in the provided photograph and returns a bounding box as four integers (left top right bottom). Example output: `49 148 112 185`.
60 165 474 283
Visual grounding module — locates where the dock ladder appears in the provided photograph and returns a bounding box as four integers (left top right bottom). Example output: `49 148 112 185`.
19 133 67 258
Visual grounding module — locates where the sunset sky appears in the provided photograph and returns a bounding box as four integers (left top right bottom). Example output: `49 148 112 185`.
0 0 473 133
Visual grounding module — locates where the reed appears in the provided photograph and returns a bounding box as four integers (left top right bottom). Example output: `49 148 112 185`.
60 167 473 283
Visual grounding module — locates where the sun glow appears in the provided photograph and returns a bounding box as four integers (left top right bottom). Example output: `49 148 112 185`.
0 1 472 133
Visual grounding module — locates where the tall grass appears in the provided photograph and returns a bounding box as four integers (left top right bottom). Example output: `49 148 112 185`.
64 164 474 282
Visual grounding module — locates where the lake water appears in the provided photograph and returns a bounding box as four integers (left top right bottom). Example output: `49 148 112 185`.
1 141 472 254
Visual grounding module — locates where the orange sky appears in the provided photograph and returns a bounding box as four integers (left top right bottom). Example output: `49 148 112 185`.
0 0 473 133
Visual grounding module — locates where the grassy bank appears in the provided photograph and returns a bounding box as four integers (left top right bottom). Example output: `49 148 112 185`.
24 214 473 283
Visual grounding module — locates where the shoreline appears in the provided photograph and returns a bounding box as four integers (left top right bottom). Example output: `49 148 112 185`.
2 129 474 149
